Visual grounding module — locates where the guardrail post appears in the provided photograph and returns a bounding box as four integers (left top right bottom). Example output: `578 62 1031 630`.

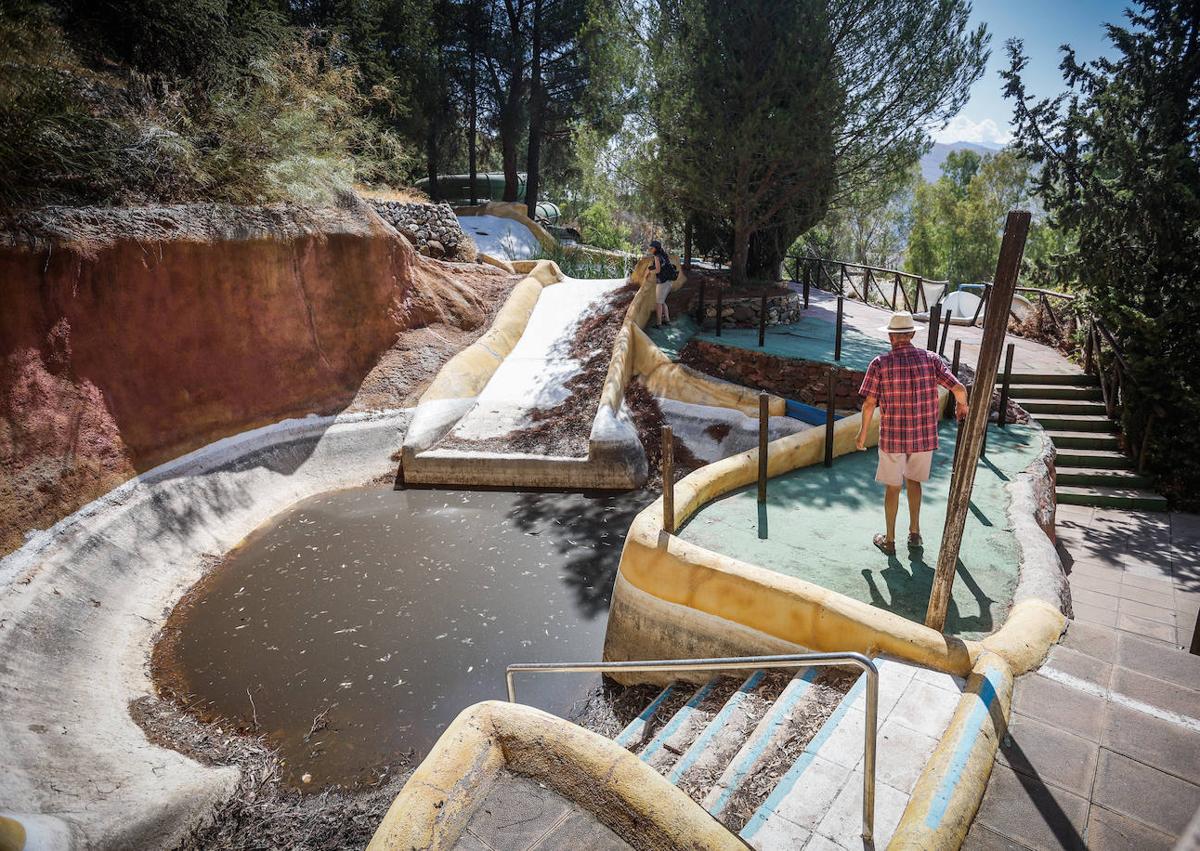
891 275 899 311
825 367 837 467
938 310 951 356
971 282 991 326
661 425 675 534
1084 320 1095 375
998 342 1015 428
758 293 768 347
803 267 811 308
862 664 878 843
927 304 941 351
716 287 723 336
834 295 844 361
758 392 769 503
684 220 693 271
945 338 962 419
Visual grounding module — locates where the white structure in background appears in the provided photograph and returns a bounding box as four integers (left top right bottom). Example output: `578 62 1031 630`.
457 214 542 260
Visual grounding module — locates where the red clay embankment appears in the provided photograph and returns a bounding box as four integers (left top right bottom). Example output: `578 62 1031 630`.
0 201 509 555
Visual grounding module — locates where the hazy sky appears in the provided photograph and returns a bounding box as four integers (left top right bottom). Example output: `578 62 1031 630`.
935 0 1133 145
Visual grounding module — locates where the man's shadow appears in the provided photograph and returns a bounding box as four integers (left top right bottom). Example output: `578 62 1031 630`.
861 543 995 635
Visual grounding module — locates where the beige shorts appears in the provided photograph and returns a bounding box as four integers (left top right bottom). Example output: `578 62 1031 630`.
655 281 672 305
875 449 933 486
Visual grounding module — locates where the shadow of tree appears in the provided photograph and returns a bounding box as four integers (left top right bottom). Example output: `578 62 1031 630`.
861 550 995 635
505 488 656 618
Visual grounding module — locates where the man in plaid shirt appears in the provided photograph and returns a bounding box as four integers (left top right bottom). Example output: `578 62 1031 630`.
855 312 968 555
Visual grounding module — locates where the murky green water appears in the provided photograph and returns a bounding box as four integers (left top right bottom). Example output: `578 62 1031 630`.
161 486 650 789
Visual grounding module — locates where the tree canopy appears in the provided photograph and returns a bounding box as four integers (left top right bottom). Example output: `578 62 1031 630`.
1002 0 1200 505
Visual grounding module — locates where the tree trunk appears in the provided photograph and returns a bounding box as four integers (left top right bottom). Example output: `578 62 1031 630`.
731 222 751 286
468 1 479 205
523 0 543 217
501 64 523 202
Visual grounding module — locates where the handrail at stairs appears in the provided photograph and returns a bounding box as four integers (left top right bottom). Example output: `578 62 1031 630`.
505 651 879 843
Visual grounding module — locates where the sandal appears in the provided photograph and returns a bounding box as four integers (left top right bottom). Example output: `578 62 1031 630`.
908 532 923 548
872 533 896 555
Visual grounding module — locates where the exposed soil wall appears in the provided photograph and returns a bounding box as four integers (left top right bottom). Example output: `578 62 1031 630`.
0 201 513 554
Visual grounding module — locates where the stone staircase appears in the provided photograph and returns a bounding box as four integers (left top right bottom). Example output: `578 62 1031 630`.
608 658 963 849
1004 372 1167 510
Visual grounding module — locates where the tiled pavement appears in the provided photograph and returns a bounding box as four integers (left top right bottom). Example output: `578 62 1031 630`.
1054 505 1199 650
965 507 1200 850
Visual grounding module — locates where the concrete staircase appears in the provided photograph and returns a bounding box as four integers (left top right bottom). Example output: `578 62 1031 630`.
1004 372 1167 511
609 659 963 849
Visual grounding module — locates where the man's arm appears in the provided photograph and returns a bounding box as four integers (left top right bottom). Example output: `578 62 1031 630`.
856 395 876 450
951 383 969 420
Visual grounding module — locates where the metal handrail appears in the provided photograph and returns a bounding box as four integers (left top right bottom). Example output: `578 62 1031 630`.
505 651 880 843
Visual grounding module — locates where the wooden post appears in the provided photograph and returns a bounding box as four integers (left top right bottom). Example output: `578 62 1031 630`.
945 339 962 419
661 425 675 534
938 310 951 356
758 293 768 347
834 296 844 361
1084 321 1095 375
925 211 1030 632
970 283 990 327
716 287 724 336
803 268 811 308
758 392 769 503
683 220 693 271
997 343 1015 428
824 367 837 468
696 280 706 324
926 304 941 351
891 275 899 311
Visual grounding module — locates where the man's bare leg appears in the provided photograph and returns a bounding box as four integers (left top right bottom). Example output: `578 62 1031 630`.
884 484 902 543
906 480 922 538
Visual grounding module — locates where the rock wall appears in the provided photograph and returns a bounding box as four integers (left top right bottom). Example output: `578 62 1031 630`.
0 201 485 555
697 292 805 329
679 340 867 410
370 200 475 261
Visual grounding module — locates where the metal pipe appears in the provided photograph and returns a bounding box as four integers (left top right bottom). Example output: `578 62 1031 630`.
825 367 837 468
758 392 769 502
998 343 1015 428
661 425 675 534
834 296 844 361
758 293 768 347
504 652 879 843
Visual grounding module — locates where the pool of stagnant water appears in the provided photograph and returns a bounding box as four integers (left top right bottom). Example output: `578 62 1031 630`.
153 485 652 790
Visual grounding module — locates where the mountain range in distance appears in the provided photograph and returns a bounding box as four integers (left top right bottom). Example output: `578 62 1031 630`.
920 140 1003 182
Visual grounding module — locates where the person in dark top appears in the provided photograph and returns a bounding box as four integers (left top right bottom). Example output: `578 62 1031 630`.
648 240 677 327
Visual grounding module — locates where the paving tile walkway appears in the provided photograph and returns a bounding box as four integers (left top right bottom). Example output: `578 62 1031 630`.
965 508 1200 850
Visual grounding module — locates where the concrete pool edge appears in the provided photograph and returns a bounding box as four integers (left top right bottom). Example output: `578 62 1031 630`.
366 700 746 851
0 408 411 849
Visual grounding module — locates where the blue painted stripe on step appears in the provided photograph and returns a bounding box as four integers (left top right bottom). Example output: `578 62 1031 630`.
707 667 820 818
668 670 766 785
640 679 719 762
923 661 1004 830
740 671 869 841
614 684 676 749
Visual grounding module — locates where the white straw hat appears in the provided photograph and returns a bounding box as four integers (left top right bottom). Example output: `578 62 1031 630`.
880 311 917 334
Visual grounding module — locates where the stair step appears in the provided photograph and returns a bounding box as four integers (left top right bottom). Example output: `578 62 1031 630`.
1047 430 1122 450
703 668 822 821
1057 485 1168 511
669 671 791 797
1009 384 1102 401
1057 468 1152 488
997 372 1098 386
1022 399 1109 415
1055 448 1134 469
614 683 683 750
1034 414 1118 432
739 671 869 844
639 678 741 775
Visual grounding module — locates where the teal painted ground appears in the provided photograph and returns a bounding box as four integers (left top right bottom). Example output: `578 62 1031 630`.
644 314 889 371
676 423 1045 638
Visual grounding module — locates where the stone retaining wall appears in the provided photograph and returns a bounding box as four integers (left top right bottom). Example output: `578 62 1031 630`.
370 201 475 261
698 291 804 329
679 340 866 410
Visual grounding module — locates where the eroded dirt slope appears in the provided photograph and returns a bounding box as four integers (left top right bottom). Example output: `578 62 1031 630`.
0 201 516 555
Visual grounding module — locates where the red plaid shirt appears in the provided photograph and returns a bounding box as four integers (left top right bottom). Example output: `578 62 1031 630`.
859 343 961 453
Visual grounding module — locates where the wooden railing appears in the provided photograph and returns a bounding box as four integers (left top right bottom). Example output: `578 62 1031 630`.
787 256 945 314
1083 316 1156 474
